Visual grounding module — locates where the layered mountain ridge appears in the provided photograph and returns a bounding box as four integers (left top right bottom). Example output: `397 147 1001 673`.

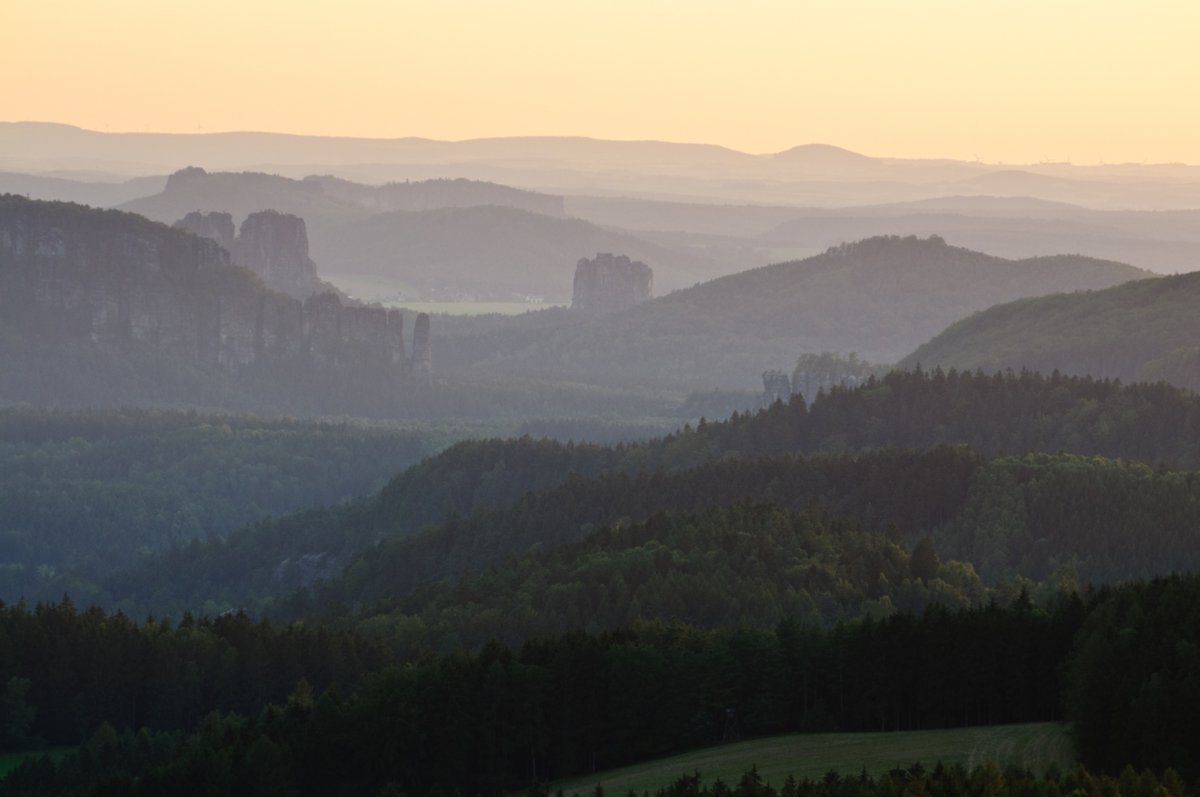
0 195 430 412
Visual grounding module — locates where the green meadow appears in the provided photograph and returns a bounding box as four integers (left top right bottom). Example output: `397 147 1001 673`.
557 723 1073 796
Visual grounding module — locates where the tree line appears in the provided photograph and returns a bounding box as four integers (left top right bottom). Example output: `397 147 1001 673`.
5 574 1200 793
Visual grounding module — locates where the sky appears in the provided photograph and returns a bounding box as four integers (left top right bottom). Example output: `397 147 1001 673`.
3 0 1198 164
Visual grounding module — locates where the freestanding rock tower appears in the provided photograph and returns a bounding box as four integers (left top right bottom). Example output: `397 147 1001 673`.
761 370 793 405
175 209 321 300
233 211 321 299
174 211 236 253
571 253 653 314
411 313 432 386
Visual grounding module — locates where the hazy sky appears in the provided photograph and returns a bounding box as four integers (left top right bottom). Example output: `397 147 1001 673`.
4 0 1198 163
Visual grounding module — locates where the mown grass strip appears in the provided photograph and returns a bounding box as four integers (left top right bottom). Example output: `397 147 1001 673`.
557 722 1073 796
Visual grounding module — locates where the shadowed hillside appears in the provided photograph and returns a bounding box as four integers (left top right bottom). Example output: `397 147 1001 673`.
464 236 1146 389
901 271 1200 390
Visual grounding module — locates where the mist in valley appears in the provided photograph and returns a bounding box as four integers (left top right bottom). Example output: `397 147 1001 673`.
2 1 1200 794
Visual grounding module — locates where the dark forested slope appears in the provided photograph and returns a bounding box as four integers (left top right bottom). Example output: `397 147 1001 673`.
0 593 1089 795
333 503 992 651
290 448 1200 653
902 270 1200 391
0 407 472 605
104 370 1200 615
7 577 1199 795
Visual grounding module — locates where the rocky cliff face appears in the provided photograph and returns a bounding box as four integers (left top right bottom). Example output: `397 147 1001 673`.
174 209 321 300
1 195 428 410
761 370 792 406
234 211 320 299
174 210 236 253
411 313 432 386
571 253 653 314
303 292 407 371
1 196 232 356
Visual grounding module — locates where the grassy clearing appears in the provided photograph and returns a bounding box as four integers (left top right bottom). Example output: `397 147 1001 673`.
323 273 422 303
393 301 565 316
327 274 564 316
0 748 73 779
557 723 1073 796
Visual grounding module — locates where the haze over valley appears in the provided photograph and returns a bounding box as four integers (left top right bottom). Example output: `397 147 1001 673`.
3 1 1200 794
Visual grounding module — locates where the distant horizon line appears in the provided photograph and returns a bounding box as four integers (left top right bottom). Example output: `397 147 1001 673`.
4 120 1197 169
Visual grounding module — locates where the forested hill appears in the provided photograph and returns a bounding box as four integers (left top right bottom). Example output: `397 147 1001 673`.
900 270 1200 391
104 370 1200 615
678 367 1200 464
0 406 476 605
474 235 1146 389
278 448 1200 652
7 577 1199 794
10 375 1200 791
335 504 995 650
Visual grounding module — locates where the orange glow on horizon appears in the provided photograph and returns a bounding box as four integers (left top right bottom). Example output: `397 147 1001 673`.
3 0 1199 164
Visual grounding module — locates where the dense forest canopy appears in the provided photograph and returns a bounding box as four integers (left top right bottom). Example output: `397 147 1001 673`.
8 30 1200 793
96 370 1200 624
3 193 1200 792
901 270 1200 392
0 387 1198 789
4 574 1199 794
0 406 498 605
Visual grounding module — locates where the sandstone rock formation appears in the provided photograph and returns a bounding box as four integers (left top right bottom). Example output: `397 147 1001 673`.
761 370 793 405
791 353 872 404
303 292 407 371
234 211 320 299
174 209 321 300
3 197 231 356
174 210 235 253
1 195 429 410
571 253 653 314
257 292 305 361
411 313 432 386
